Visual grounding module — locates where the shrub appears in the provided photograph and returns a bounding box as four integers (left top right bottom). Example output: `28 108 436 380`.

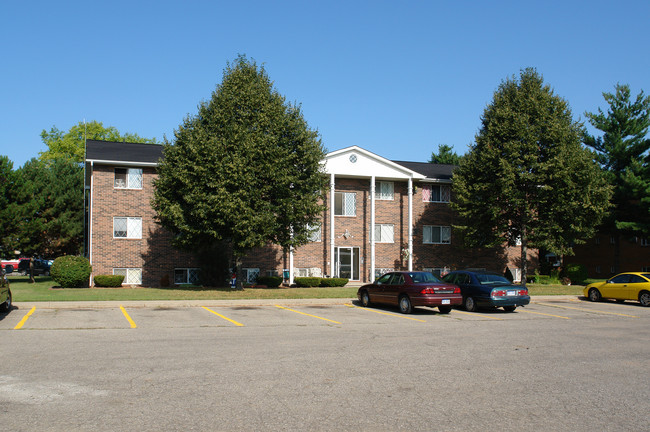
94 275 125 287
319 278 349 287
256 276 283 288
51 256 92 288
294 277 321 287
563 263 588 284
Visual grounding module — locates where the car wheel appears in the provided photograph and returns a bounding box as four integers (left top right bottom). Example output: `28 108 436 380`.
639 291 650 307
398 295 413 314
360 290 371 307
1 290 11 312
588 288 602 302
464 296 478 312
438 306 452 314
503 305 517 312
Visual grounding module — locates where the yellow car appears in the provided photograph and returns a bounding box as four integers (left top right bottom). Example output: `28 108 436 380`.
584 272 650 306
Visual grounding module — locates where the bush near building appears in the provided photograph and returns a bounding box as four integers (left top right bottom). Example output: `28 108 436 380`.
51 256 92 288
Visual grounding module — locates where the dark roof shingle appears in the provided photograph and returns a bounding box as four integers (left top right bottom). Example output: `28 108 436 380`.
85 140 163 164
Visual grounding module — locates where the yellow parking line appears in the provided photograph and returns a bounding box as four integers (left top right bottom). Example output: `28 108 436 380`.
275 305 342 324
519 309 571 319
202 307 244 326
14 306 36 330
120 306 137 328
346 304 427 322
536 302 638 318
452 310 503 320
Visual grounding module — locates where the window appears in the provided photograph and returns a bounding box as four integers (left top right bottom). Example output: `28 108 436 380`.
641 238 650 246
113 268 142 285
307 224 321 242
422 184 450 203
113 217 142 239
334 192 356 216
596 266 601 274
423 225 451 244
373 224 394 243
423 267 450 278
175 268 200 285
375 181 394 200
242 268 260 283
114 168 143 189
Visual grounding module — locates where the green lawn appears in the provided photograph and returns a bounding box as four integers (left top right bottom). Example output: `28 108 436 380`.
8 275 586 302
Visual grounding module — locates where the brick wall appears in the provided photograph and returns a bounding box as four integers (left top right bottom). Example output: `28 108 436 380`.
90 165 197 287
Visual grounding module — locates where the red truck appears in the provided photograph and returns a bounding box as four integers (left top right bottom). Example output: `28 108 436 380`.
1 259 20 273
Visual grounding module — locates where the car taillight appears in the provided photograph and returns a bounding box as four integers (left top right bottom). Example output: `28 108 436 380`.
492 290 506 297
518 289 528 296
420 288 435 294
454 286 461 294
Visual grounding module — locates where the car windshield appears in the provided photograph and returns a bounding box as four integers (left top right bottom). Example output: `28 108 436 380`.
409 272 442 283
476 273 510 285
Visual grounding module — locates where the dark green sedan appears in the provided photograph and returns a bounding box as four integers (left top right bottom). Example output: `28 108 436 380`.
443 270 530 312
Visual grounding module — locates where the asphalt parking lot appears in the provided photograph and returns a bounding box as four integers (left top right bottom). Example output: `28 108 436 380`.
1 296 649 431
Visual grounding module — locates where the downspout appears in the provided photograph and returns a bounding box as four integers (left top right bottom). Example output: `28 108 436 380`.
289 246 294 286
330 173 335 278
89 161 94 279
408 177 413 271
370 176 375 282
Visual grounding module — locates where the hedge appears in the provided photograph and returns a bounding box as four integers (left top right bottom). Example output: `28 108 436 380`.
255 276 283 288
294 277 349 287
51 256 92 288
94 275 125 287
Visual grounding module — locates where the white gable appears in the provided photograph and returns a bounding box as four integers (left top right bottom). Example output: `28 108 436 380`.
323 146 425 180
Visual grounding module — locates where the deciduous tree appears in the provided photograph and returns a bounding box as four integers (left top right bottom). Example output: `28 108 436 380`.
40 120 156 162
153 56 327 287
452 68 612 285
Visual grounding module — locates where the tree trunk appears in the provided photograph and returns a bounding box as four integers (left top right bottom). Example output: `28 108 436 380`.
234 255 245 291
29 258 35 284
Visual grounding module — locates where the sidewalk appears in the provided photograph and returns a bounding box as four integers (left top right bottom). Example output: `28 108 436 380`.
13 295 582 310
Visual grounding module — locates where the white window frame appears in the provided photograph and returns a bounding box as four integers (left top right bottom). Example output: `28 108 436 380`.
174 268 200 285
334 192 356 216
113 217 142 239
307 224 321 242
375 181 394 200
641 238 650 247
242 268 260 283
113 268 142 285
114 168 143 189
373 224 394 243
423 225 451 244
422 184 451 203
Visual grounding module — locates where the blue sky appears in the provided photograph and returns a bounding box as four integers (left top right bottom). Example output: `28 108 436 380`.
2 0 649 168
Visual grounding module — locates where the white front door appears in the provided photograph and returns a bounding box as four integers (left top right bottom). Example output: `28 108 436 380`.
335 247 360 280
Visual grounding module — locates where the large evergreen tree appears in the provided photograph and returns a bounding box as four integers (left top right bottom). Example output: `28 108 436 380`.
153 56 327 287
13 158 84 257
0 156 18 257
584 84 650 269
452 68 612 284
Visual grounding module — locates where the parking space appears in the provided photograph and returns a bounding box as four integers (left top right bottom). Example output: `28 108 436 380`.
1 297 648 331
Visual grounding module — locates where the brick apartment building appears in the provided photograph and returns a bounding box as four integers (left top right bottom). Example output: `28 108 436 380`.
85 140 533 287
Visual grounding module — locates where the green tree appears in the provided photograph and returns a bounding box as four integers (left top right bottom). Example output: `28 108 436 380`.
584 84 650 269
0 156 19 257
452 68 612 285
152 56 327 288
40 120 157 162
429 144 463 165
13 158 84 257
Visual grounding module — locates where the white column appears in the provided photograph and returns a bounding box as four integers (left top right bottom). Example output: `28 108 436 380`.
330 173 335 278
370 176 376 282
408 178 413 271
289 246 294 285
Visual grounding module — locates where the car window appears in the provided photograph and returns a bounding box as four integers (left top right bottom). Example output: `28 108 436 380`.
376 274 392 284
609 274 630 284
394 274 405 285
629 275 647 283
460 274 471 285
410 272 442 283
476 273 510 285
442 273 456 284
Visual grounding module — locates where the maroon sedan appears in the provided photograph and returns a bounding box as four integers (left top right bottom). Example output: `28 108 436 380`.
357 271 462 314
